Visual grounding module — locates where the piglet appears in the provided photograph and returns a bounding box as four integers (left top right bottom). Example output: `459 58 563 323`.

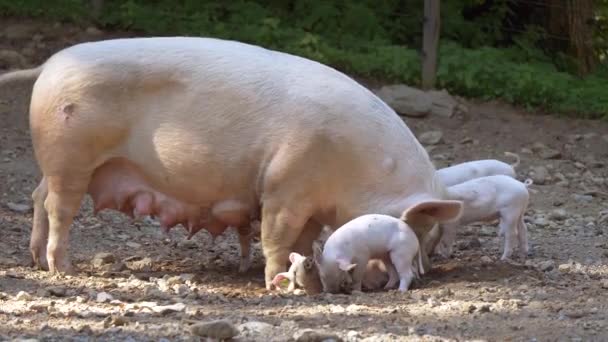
437 152 520 187
313 214 424 293
271 252 322 295
437 175 533 260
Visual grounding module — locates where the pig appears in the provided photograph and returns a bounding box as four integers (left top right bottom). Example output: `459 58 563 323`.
313 214 425 293
0 37 463 290
437 176 533 260
271 252 322 295
436 152 521 187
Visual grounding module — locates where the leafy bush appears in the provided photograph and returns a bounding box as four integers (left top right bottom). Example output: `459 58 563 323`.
1 0 607 118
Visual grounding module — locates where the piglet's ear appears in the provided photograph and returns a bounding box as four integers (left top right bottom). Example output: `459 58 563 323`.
289 252 304 264
337 259 357 272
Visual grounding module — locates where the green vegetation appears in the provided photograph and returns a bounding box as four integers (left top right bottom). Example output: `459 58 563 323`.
1 0 608 118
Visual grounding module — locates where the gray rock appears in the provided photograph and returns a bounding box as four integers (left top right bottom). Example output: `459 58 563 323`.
3 23 36 40
530 166 549 185
418 130 443 145
572 194 593 203
549 209 568 221
239 321 274 336
6 202 31 213
538 260 555 272
294 329 344 342
190 320 238 339
428 89 462 118
92 252 115 267
374 85 431 117
0 49 27 69
15 291 32 301
539 148 561 160
96 292 114 303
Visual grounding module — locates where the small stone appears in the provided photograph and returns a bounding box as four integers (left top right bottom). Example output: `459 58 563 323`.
85 26 103 35
15 291 32 301
418 130 443 145
346 331 361 342
129 257 153 271
530 166 549 185
294 329 343 342
0 49 27 69
539 148 561 160
467 304 477 313
549 209 568 221
96 292 114 303
190 320 238 339
572 194 593 203
152 302 186 314
126 241 141 249
534 217 550 227
104 315 128 328
92 252 115 267
480 255 493 264
239 321 274 336
601 279 608 289
558 263 572 273
478 304 491 313
47 286 67 297
6 202 31 213
538 260 555 272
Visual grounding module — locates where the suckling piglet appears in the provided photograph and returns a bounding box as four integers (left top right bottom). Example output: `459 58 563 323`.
437 175 533 260
437 152 520 187
313 214 424 293
271 252 322 295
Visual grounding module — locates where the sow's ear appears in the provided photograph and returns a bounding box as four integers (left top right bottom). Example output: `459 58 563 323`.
400 199 463 225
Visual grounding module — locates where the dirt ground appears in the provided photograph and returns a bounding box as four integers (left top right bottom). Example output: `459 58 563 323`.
1 17 607 342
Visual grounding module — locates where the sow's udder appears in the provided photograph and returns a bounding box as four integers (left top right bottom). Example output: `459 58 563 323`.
86 158 236 237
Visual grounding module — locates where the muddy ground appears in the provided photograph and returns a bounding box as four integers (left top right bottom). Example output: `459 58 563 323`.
1 17 607 342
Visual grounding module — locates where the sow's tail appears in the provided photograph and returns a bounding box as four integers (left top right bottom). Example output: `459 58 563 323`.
504 151 521 168
523 178 533 187
0 66 43 88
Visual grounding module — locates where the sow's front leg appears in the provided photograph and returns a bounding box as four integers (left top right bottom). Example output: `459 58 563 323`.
260 199 314 290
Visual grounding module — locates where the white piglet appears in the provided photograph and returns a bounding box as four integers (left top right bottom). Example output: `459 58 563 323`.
437 175 533 260
313 214 424 293
437 152 520 187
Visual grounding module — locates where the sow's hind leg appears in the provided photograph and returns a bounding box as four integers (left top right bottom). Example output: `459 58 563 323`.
30 177 50 270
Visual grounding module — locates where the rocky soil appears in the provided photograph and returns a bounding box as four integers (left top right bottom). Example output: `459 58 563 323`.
1 17 607 342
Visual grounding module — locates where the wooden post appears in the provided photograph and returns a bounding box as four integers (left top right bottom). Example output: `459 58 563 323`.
421 0 440 90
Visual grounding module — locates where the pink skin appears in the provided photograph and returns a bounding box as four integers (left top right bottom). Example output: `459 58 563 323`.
83 159 254 271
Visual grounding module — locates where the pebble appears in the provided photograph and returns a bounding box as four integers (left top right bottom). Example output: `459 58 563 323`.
6 202 31 213
190 320 239 339
418 130 443 145
129 257 153 271
96 292 114 303
480 256 493 264
572 194 593 203
539 148 561 160
46 286 67 297
558 263 572 273
152 302 186 314
538 260 555 272
601 279 608 289
346 331 361 342
92 252 115 267
294 329 344 342
15 291 32 301
549 209 568 221
530 166 549 185
239 321 274 336
533 217 550 227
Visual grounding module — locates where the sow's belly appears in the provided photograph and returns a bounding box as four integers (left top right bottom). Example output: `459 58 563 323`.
87 157 257 236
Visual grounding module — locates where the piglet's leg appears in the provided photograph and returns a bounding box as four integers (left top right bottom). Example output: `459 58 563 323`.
499 214 518 260
237 225 252 273
383 258 399 290
390 248 416 292
517 215 529 258
44 174 89 274
30 177 49 270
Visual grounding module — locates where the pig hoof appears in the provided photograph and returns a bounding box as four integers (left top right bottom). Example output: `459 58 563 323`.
238 260 251 273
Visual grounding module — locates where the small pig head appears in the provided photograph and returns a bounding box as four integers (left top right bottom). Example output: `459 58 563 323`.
313 241 356 294
271 252 323 295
